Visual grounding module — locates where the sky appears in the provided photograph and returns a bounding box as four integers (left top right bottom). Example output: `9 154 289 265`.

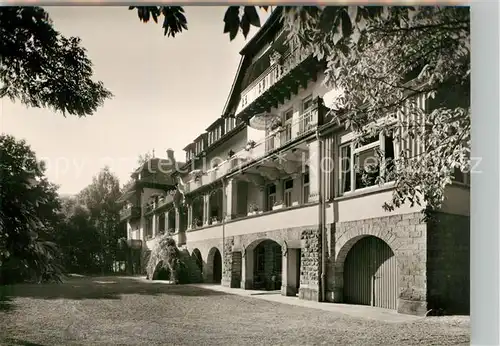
1 6 269 196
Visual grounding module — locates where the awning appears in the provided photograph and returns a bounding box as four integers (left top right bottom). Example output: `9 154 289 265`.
248 112 280 131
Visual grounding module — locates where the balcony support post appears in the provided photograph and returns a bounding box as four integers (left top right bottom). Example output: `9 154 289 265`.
164 211 169 234
174 206 180 233
187 203 193 230
203 193 211 225
225 179 235 220
152 213 157 238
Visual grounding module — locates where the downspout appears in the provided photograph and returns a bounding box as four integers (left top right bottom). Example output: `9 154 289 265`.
221 179 226 273
315 129 326 302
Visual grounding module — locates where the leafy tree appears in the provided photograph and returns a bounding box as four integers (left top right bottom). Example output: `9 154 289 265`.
0 134 64 284
283 6 470 214
0 7 112 117
78 167 123 273
129 6 270 40
56 197 102 273
2 6 470 216
134 6 470 214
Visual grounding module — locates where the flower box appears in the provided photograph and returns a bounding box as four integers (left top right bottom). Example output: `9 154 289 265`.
272 203 284 211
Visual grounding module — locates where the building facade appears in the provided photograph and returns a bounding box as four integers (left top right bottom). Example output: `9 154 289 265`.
118 9 470 316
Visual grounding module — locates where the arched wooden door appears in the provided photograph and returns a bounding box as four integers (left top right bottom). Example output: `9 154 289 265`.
343 236 398 310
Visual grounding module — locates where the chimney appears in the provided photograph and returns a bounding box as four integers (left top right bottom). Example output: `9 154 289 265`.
166 148 175 162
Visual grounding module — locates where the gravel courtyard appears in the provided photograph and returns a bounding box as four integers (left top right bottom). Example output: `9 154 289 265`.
0 275 470 345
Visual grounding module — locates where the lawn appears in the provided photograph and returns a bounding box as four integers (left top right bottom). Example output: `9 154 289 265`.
0 275 470 345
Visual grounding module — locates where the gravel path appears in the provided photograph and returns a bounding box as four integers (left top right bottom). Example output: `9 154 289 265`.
0 276 470 345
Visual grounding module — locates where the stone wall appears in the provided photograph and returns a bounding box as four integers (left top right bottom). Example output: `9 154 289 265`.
222 238 235 287
330 212 429 316
299 229 321 302
426 212 470 315
185 237 223 283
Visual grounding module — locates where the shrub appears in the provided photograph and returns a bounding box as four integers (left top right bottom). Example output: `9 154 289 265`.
146 235 201 284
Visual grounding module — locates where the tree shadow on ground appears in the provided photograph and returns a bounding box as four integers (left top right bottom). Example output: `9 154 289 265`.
0 295 14 312
0 275 227 306
1 338 45 346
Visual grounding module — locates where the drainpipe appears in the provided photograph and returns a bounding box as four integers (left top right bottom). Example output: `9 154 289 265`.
315 130 326 302
221 179 226 273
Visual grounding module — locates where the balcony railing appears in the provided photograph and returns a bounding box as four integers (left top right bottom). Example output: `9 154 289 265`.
120 206 141 222
237 48 309 115
183 109 318 195
186 203 327 244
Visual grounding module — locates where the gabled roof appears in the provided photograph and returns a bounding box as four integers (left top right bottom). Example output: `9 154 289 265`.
221 7 284 118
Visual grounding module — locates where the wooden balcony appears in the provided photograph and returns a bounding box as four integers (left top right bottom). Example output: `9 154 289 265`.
236 48 321 120
120 206 141 222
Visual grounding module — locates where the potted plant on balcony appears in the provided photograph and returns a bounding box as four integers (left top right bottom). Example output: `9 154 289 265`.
269 51 282 65
245 140 256 151
268 119 283 135
211 216 219 225
272 201 284 211
191 169 203 183
227 149 235 158
167 228 175 236
192 218 202 229
248 203 259 216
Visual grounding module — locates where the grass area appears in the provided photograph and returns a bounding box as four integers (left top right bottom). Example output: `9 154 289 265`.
0 275 470 345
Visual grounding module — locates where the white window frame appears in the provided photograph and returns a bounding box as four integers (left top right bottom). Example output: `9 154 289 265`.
302 95 313 113
339 132 396 195
283 178 293 207
267 184 276 210
302 172 310 204
282 108 293 143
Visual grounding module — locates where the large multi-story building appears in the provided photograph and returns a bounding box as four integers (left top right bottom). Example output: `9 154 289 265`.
117 8 470 316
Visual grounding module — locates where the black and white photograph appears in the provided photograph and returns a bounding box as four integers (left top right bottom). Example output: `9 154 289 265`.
0 5 477 345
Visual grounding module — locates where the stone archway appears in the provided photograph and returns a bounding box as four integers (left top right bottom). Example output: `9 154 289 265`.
152 260 171 281
192 248 203 272
335 234 399 310
207 247 222 284
242 239 283 291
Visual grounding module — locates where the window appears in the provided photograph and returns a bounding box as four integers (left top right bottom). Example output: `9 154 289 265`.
226 117 235 132
302 172 310 204
282 109 293 143
145 217 153 238
284 179 293 207
158 213 165 234
339 144 352 194
302 96 313 112
267 184 276 211
300 96 314 134
354 140 380 190
339 133 395 194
